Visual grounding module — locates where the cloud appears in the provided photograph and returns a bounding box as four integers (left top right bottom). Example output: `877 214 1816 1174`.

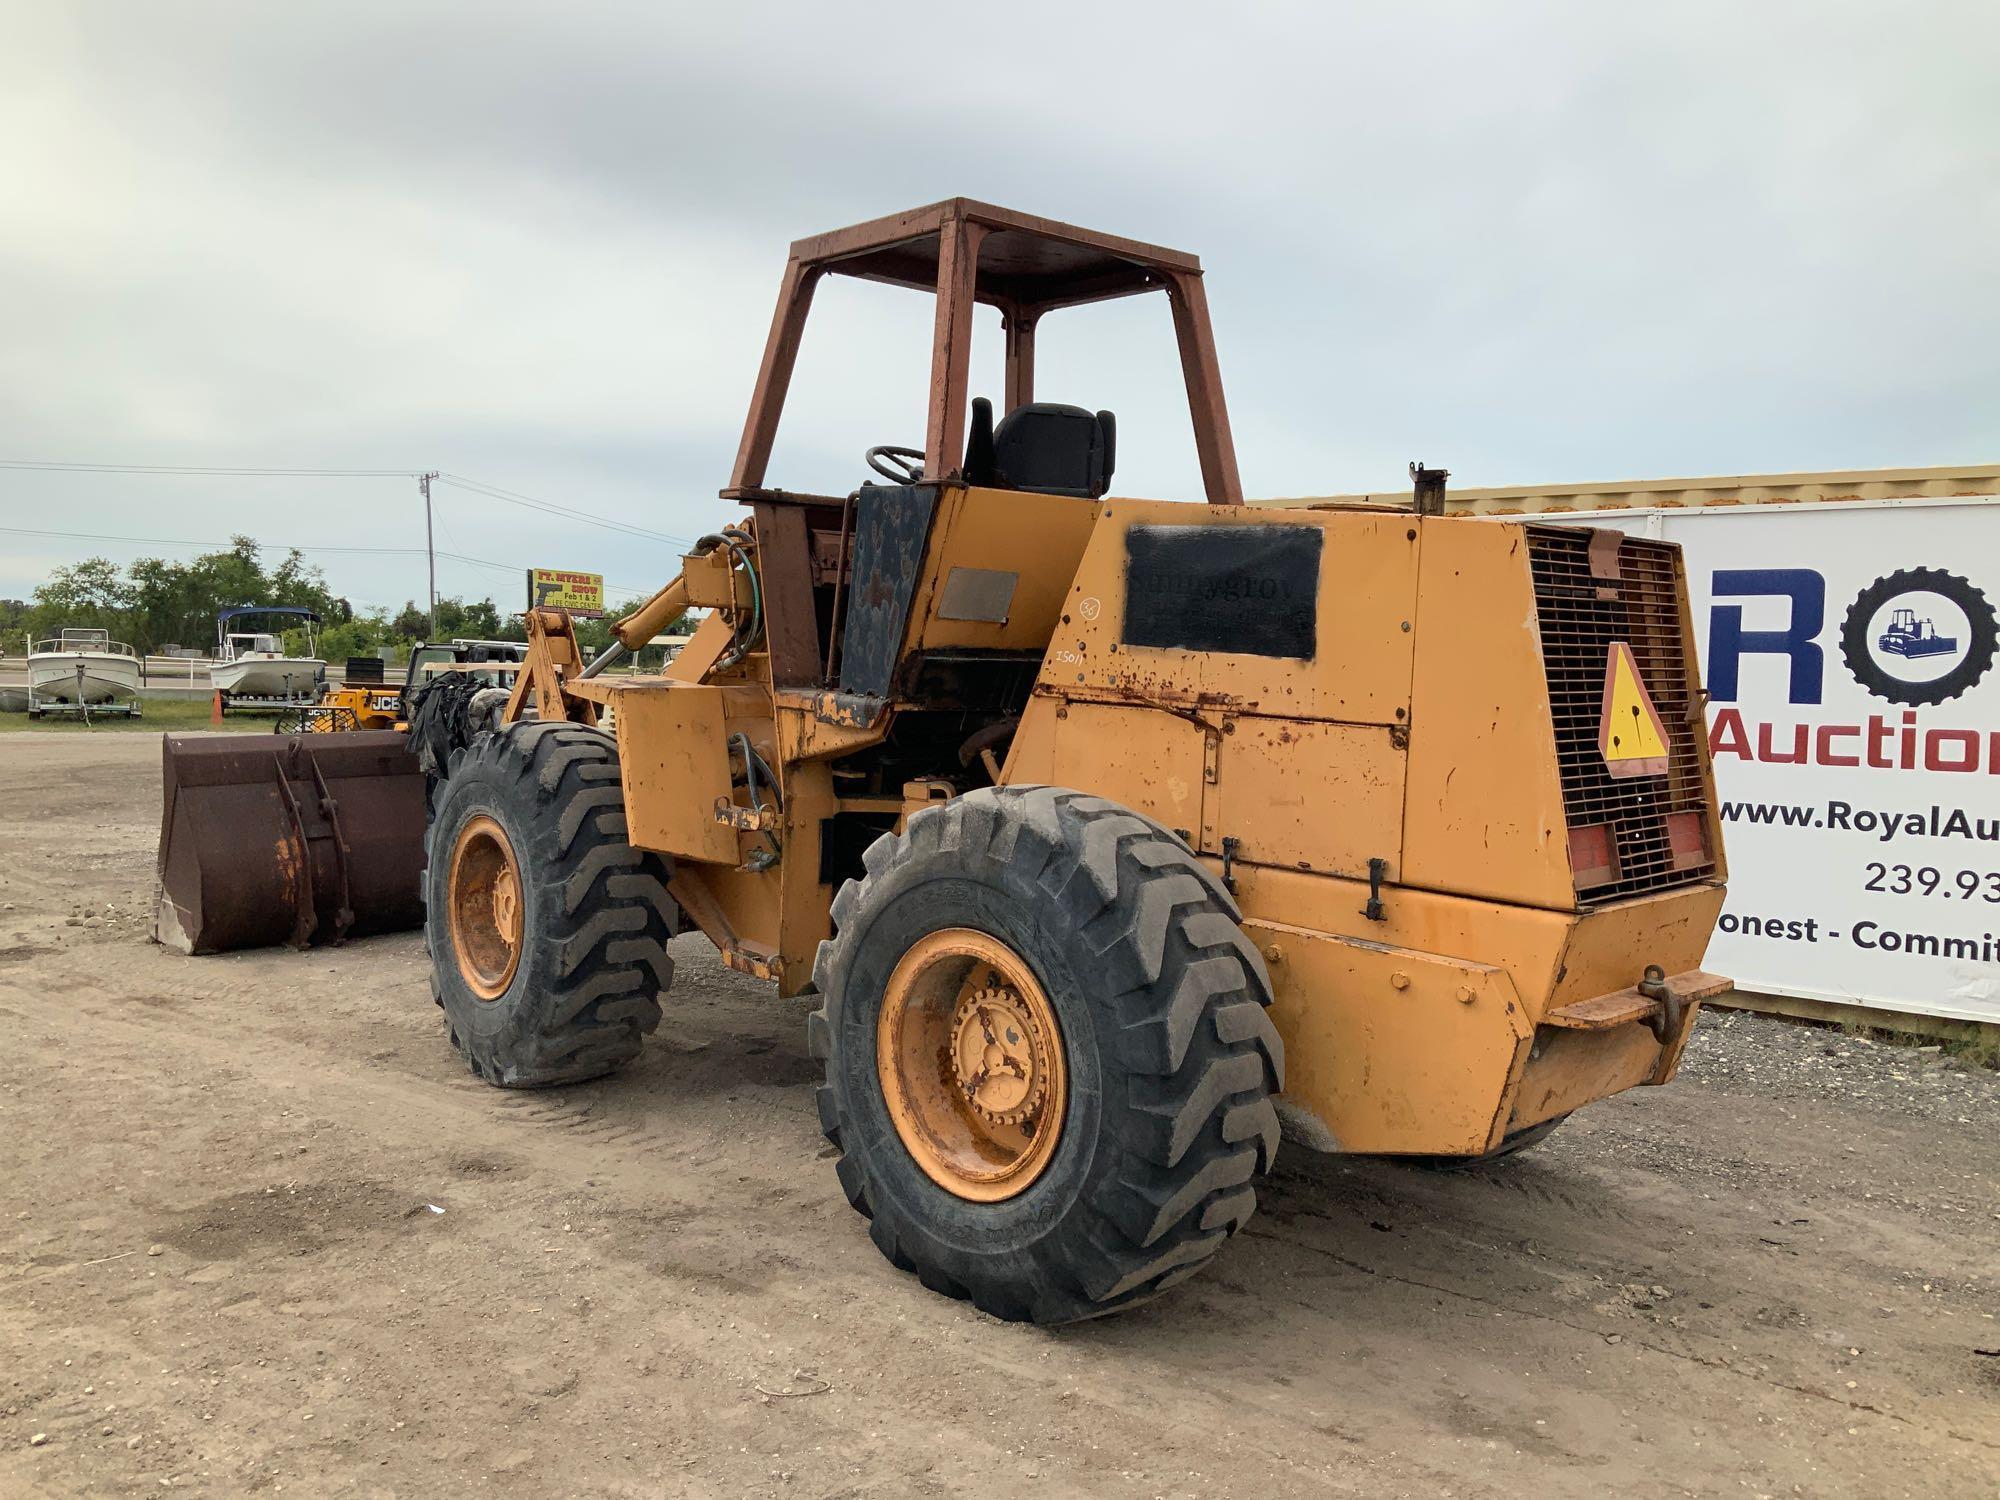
1 1 1995 606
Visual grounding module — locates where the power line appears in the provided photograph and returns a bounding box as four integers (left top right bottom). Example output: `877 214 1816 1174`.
0 460 423 477
435 473 694 547
423 491 651 607
0 457 697 549
1 522 494 564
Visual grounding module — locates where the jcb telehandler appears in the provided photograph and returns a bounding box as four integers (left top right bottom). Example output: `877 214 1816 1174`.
424 200 1728 1325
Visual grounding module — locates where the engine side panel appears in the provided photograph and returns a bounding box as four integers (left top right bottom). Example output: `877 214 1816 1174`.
1212 715 1405 881
1401 519 1576 910
1001 502 1726 1156
1041 500 1421 725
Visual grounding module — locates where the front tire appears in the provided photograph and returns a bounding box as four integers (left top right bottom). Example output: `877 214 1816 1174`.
425 723 674 1087
810 787 1283 1325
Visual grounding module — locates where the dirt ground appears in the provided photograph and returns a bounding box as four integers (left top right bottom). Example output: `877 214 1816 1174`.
1 733 1995 1499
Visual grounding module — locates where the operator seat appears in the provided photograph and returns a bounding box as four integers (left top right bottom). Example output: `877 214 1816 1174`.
963 397 1116 498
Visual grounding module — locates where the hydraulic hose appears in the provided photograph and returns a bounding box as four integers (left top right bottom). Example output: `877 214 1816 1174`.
709 527 764 673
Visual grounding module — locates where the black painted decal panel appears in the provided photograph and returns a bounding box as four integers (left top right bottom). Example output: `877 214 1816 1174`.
1122 524 1321 659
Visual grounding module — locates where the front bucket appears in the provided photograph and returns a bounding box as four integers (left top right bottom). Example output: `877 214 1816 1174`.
154 730 427 954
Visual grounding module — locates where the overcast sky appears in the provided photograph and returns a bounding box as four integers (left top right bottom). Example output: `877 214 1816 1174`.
3 2 1995 615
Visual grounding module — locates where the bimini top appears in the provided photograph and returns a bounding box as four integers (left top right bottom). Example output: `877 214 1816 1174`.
217 605 322 631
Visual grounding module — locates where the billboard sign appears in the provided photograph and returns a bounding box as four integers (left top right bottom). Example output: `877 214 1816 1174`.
527 568 605 617
1565 499 2000 1024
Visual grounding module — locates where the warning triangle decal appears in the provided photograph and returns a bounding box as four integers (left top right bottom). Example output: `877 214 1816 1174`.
1598 640 1671 778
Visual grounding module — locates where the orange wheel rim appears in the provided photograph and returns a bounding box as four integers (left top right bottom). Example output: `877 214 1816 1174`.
876 928 1067 1202
448 814 523 1001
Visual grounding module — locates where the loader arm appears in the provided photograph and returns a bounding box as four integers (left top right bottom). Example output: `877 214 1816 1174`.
503 607 599 728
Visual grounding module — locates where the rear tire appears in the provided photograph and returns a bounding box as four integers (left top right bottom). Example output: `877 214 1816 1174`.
425 722 674 1087
810 786 1283 1325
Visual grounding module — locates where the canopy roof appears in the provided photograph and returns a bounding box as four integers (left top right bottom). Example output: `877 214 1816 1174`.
792 198 1202 315
729 198 1241 505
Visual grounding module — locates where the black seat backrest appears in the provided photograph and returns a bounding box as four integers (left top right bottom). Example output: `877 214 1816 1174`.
974 401 1117 498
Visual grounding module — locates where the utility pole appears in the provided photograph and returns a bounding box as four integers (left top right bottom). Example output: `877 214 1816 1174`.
419 471 439 640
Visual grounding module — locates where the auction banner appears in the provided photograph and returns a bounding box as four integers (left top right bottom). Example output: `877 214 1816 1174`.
1577 499 2000 1024
526 568 606 617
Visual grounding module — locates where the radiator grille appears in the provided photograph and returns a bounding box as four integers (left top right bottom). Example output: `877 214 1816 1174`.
1526 525 1716 902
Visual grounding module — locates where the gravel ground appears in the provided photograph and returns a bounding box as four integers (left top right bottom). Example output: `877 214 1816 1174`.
1682 1010 1994 1124
1 733 1995 1499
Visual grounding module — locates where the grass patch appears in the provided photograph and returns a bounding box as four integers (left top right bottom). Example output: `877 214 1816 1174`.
1840 1019 2000 1071
0 697 269 734
1717 991 1999 1071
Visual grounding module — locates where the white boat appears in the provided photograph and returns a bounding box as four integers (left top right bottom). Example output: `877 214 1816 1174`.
28 628 143 715
210 607 326 702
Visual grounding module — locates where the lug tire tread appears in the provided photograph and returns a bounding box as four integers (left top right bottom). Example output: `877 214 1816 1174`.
424 723 674 1088
811 785 1282 1325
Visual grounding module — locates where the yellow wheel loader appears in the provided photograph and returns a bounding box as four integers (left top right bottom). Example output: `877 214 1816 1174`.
424 200 1729 1325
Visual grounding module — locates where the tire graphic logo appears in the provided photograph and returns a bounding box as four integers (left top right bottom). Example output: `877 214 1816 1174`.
1839 567 1997 706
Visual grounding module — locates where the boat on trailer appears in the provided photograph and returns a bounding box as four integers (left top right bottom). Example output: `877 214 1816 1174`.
210 607 326 703
27 628 143 717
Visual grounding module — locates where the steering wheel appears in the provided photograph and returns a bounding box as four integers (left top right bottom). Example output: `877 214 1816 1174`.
866 445 925 484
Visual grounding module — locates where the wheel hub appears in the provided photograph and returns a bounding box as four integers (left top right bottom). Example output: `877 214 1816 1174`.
491 864 520 940
949 987 1050 1127
876 928 1068 1203
448 813 524 1002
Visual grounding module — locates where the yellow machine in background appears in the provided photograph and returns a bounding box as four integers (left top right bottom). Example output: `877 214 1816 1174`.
279 641 526 733
421 201 1728 1325
287 679 402 734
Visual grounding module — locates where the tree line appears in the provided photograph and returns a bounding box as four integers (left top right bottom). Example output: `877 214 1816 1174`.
0 537 530 663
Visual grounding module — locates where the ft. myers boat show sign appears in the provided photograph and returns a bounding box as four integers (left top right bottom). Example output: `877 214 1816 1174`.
527 568 606 618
